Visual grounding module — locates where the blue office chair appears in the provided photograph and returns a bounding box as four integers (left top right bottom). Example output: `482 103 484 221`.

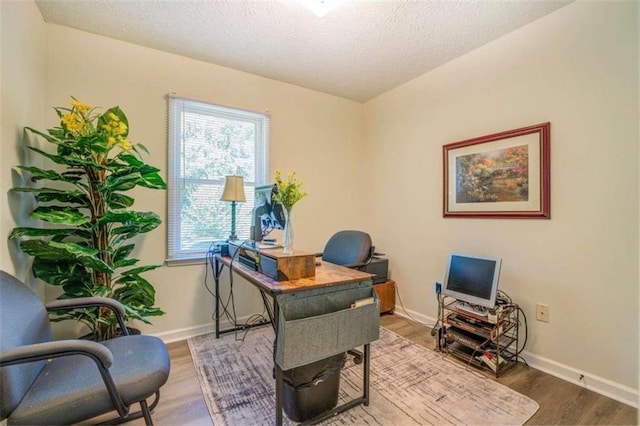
320 230 375 270
0 270 170 425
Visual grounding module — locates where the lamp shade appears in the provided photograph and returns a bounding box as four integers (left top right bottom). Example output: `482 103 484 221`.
220 175 246 202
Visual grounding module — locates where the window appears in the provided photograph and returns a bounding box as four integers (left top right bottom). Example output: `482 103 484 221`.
167 96 269 262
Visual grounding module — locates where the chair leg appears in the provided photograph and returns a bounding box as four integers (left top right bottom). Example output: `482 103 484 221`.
140 399 153 426
348 348 363 364
97 392 160 425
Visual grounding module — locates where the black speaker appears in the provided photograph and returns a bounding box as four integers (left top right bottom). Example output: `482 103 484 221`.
365 257 388 284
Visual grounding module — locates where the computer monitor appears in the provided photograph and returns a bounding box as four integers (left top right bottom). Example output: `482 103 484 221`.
442 253 501 310
250 184 286 242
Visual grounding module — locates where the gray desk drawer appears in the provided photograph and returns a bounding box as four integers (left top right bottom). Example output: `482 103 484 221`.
275 283 380 370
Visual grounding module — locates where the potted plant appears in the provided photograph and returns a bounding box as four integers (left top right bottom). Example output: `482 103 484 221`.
10 98 167 341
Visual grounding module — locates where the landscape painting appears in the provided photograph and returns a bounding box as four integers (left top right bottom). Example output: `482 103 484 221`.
443 122 550 219
455 145 529 204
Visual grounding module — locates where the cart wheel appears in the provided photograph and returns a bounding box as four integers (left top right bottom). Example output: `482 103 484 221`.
353 355 363 364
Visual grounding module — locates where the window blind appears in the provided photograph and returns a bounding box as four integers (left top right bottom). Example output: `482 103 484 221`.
167 95 269 262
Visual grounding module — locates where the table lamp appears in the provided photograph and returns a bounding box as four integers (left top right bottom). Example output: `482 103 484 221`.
220 175 246 240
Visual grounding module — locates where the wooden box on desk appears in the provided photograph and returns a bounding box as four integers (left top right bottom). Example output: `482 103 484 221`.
260 250 315 281
229 241 315 281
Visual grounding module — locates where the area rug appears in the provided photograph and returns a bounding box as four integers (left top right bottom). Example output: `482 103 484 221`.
188 326 538 425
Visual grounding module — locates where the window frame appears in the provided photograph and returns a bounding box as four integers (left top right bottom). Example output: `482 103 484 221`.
166 95 269 265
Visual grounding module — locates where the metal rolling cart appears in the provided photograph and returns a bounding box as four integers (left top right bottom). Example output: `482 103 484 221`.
440 298 520 378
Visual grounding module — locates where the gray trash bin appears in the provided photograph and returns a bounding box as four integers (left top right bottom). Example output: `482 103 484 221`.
282 353 346 422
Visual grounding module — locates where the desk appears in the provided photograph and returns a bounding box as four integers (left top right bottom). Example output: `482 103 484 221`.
212 253 379 425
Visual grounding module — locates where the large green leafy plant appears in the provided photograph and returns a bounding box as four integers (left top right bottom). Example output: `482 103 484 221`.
10 98 167 340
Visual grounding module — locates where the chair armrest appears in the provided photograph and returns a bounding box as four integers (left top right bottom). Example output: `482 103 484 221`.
341 262 364 269
46 297 125 317
316 256 373 270
46 297 128 335
0 340 130 417
0 339 113 368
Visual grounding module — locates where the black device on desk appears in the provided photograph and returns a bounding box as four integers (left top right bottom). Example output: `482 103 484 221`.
212 241 230 256
223 184 285 252
228 240 259 270
249 183 286 245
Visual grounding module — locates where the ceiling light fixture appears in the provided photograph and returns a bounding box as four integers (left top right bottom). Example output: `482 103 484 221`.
297 0 345 17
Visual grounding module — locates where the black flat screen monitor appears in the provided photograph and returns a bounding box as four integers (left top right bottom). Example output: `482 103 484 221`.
442 253 501 309
250 184 286 242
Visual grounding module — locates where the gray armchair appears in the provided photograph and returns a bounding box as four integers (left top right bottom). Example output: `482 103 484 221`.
0 270 170 425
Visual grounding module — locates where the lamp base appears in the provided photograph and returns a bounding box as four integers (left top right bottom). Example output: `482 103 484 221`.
228 201 238 242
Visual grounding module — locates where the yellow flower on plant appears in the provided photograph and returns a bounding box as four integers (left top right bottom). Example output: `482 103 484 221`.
101 113 128 137
69 99 92 115
59 97 132 151
61 112 83 133
119 139 132 151
61 113 76 126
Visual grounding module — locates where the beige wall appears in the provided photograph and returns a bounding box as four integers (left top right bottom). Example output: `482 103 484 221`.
42 23 366 339
364 0 638 392
1 1 46 290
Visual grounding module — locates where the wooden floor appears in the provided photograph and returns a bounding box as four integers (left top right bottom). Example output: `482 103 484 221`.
130 314 637 425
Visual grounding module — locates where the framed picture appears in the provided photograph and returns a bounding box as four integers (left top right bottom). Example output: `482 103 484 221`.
443 122 550 219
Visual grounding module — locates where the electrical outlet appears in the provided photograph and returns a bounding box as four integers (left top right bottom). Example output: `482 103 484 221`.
536 303 550 322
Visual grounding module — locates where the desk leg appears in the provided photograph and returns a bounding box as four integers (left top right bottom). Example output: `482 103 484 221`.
275 363 283 426
212 256 271 338
273 301 283 425
214 256 222 338
260 291 275 330
364 343 371 406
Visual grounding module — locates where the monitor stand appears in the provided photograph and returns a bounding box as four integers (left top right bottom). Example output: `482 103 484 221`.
455 301 489 317
254 240 280 250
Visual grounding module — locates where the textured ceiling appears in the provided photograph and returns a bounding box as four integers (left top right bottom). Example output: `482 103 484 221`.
35 0 573 102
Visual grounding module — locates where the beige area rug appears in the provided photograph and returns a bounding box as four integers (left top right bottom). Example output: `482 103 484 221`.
188 326 538 425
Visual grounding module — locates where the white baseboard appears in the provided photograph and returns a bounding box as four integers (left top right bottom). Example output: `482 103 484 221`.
150 317 250 344
153 323 216 343
391 304 438 328
392 304 639 409
521 350 639 408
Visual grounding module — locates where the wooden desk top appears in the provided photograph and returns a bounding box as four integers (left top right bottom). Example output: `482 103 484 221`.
218 256 373 295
